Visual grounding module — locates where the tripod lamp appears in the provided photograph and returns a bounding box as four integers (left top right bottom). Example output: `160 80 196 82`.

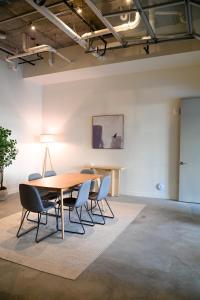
40 134 55 177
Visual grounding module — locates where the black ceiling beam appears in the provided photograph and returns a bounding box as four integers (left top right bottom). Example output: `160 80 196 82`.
185 0 193 35
134 0 157 41
103 1 184 18
86 34 194 53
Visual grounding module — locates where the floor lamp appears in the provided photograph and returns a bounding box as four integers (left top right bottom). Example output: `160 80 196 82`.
40 134 55 177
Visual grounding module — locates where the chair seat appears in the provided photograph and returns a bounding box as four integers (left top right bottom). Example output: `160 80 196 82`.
41 191 59 201
89 192 98 200
58 197 77 207
42 200 56 211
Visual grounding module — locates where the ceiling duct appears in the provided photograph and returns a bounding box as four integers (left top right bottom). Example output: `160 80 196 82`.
84 0 126 46
25 0 88 50
6 33 71 68
81 12 141 40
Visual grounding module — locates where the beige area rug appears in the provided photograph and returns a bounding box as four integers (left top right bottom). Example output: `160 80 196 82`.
0 201 145 280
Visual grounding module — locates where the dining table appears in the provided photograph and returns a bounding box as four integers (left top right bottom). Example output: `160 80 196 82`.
25 172 101 239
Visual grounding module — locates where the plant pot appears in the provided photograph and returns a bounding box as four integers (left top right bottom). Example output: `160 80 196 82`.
0 187 8 201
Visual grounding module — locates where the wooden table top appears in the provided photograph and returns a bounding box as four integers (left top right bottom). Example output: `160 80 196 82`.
24 173 100 190
85 165 124 170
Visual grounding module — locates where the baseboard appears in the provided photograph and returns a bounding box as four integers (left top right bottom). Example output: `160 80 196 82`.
123 190 178 201
8 187 18 195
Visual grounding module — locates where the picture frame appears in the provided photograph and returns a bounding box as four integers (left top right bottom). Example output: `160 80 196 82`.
92 114 124 149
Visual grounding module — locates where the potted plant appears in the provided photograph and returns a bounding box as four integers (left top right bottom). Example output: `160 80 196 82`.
0 126 18 200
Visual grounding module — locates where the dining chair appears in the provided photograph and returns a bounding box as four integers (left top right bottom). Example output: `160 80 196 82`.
44 170 72 197
28 172 58 200
89 175 114 225
57 180 94 235
17 184 58 243
44 170 57 177
73 168 96 193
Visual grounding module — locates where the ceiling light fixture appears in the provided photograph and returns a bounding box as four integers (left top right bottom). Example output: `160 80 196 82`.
31 24 36 31
77 7 82 14
126 0 131 4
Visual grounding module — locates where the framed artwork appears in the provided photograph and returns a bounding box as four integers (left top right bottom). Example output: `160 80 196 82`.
92 114 124 149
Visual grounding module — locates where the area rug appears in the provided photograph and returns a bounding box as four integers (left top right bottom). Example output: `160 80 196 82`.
0 201 145 280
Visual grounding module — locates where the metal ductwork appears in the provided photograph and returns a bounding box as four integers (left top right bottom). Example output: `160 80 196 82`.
81 12 141 40
83 0 126 46
25 0 89 50
6 33 71 68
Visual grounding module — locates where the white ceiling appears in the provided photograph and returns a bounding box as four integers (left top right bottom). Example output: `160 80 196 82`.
25 50 200 86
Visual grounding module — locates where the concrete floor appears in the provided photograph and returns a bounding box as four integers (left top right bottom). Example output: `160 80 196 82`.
0 194 200 300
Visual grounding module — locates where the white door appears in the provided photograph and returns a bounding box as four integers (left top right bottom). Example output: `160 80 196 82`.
179 98 200 203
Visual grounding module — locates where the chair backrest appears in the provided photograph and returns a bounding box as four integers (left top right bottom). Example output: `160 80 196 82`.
75 180 91 208
80 169 95 190
19 184 44 213
28 173 42 181
96 175 111 201
44 170 57 177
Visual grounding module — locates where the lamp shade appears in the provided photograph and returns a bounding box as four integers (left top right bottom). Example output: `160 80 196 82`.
40 134 55 143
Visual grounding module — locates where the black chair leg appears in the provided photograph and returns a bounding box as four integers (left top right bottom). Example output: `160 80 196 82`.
26 211 48 225
35 211 58 243
91 201 105 225
103 199 115 219
78 204 94 226
57 207 85 235
16 211 38 238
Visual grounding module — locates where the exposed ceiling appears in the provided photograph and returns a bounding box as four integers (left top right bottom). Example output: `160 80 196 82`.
0 0 199 67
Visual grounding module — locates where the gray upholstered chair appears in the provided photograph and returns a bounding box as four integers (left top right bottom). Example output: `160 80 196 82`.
28 172 58 201
44 170 72 197
17 184 58 243
89 175 114 225
73 168 96 193
44 170 57 177
58 180 93 234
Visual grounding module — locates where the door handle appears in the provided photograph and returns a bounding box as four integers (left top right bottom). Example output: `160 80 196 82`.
180 161 187 165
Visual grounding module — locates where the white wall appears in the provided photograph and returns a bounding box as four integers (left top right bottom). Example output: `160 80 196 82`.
43 65 200 200
0 61 43 193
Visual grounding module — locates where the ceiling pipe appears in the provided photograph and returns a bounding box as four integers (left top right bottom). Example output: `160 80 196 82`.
6 44 71 65
86 33 193 52
81 12 141 40
0 45 36 65
25 0 88 50
83 0 126 46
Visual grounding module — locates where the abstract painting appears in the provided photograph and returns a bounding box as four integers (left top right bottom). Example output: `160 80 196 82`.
92 115 124 149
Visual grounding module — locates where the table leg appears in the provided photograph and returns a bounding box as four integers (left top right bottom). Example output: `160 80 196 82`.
60 189 64 239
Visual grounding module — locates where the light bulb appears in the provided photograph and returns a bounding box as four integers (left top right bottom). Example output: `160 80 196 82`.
31 24 36 31
126 0 131 3
77 7 82 14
